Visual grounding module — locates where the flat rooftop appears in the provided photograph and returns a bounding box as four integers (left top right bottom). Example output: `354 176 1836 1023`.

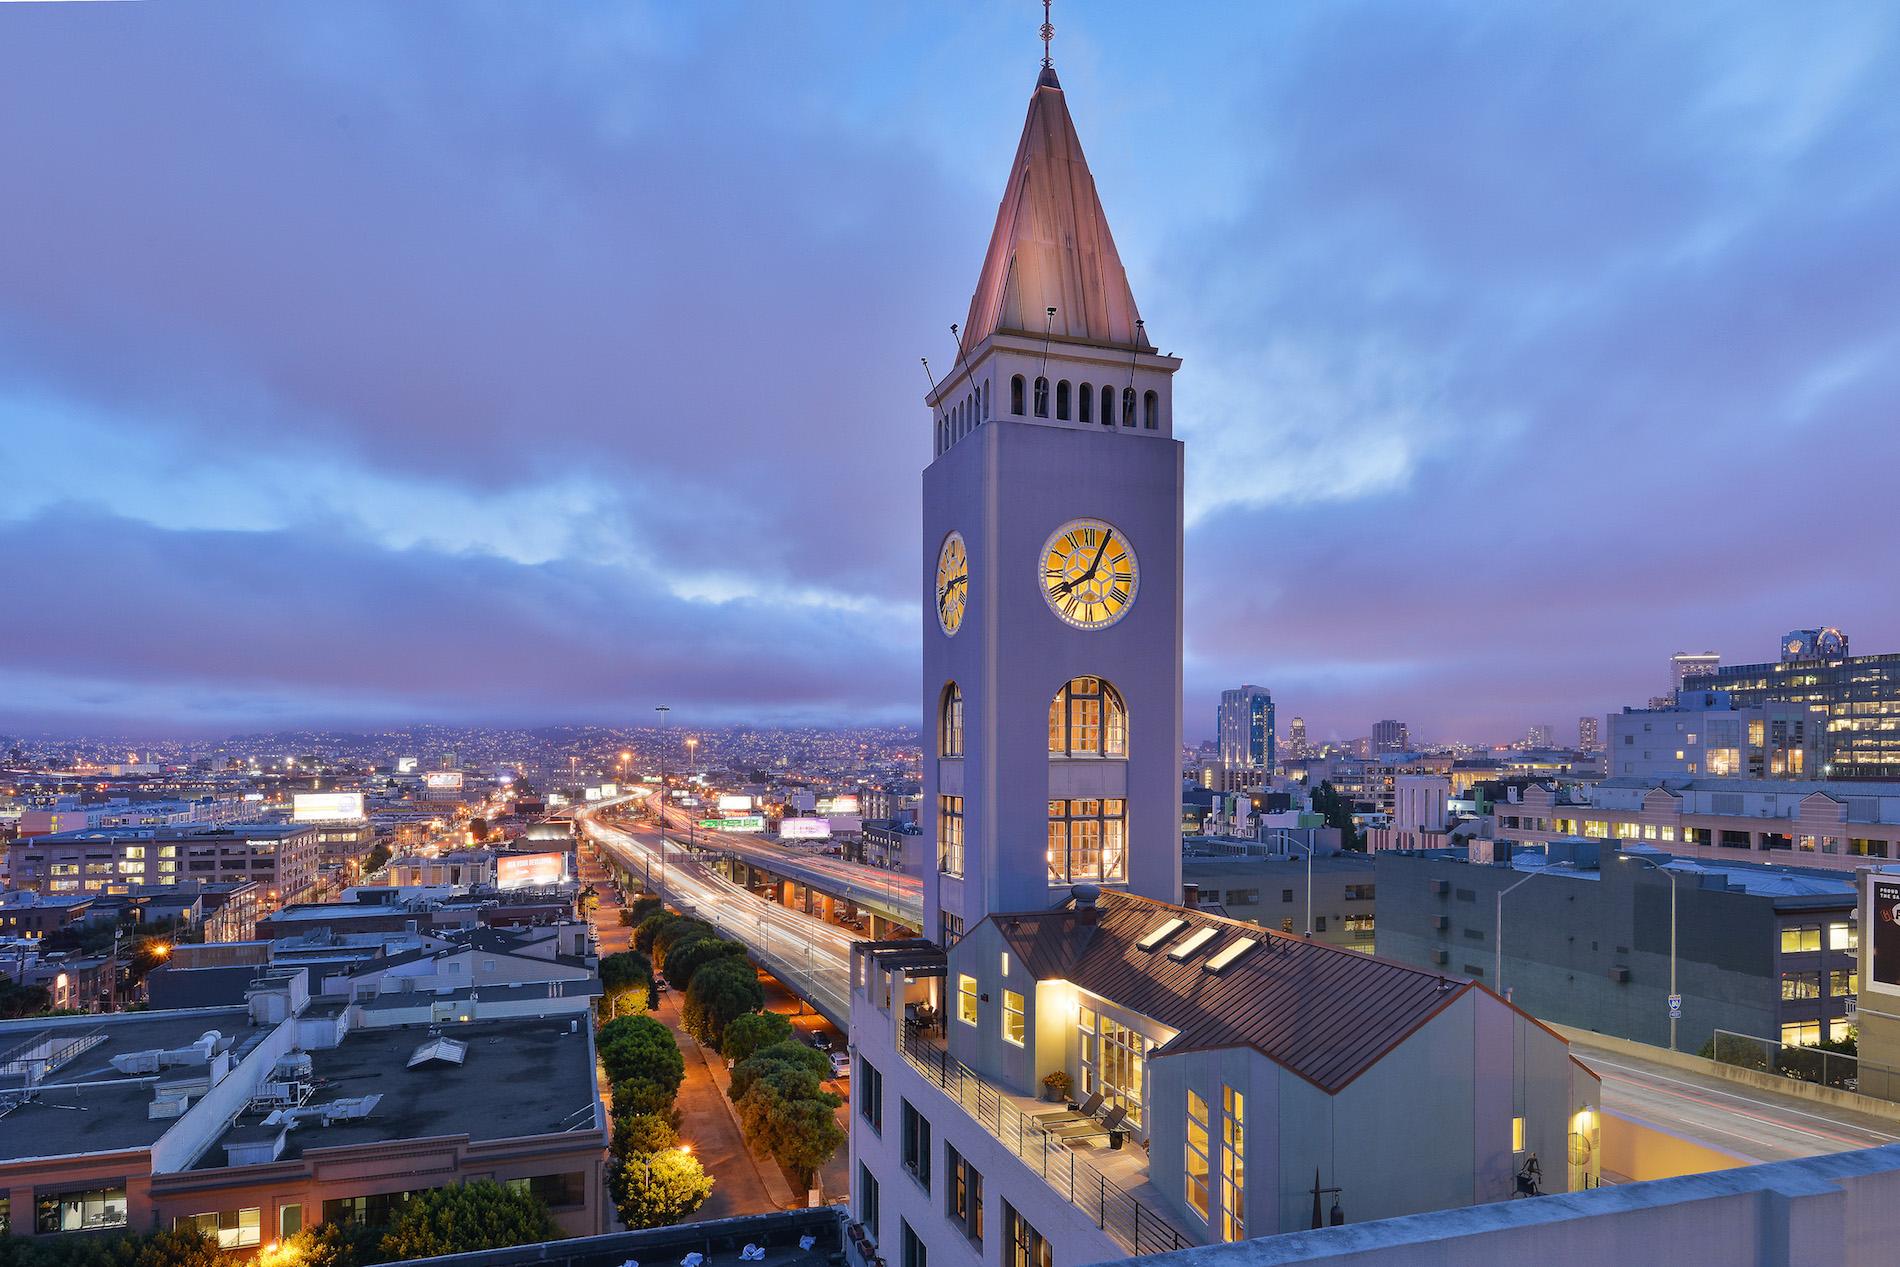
196 1015 597 1167
0 1007 260 1162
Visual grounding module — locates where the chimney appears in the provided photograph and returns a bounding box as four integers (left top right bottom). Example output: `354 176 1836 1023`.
1070 883 1101 926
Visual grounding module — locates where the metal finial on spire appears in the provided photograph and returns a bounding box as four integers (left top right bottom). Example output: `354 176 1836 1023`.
1040 0 1055 69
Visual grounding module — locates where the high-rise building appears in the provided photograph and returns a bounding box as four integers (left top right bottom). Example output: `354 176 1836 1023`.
1671 651 1721 693
1681 631 1900 779
1370 719 1409 755
1287 715 1309 760
920 56 1183 946
1526 724 1556 749
1216 685 1274 774
1605 692 1826 780
1578 716 1600 751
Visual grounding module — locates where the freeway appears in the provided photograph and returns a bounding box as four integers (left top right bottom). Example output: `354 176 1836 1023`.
657 802 924 929
1567 1033 1900 1165
579 801 857 1027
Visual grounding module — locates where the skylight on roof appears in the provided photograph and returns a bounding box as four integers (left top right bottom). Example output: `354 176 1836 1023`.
1136 918 1187 952
1166 926 1218 961
1204 939 1259 974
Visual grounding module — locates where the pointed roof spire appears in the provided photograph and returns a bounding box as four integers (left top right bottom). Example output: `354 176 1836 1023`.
959 61 1153 356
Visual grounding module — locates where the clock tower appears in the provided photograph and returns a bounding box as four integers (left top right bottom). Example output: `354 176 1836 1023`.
922 61 1183 943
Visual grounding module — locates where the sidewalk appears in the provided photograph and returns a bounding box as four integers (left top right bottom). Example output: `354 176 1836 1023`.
652 988 800 1217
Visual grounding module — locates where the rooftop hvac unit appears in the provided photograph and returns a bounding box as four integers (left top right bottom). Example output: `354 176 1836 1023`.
111 1030 228 1075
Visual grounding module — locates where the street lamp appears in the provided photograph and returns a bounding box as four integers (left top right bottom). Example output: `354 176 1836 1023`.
1269 830 1316 936
1495 869 1559 995
1618 851 1681 1051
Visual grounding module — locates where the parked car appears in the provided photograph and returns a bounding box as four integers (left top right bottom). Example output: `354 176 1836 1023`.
653 975 670 994
829 1050 851 1078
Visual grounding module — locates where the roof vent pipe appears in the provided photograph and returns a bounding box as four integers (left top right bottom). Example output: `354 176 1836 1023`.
1071 883 1101 925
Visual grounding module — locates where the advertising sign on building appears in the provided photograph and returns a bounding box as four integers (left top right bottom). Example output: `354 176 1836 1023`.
1868 872 1900 998
424 772 464 791
397 757 419 774
718 794 754 813
816 795 861 816
496 851 569 890
780 817 830 840
291 792 366 823
699 815 766 832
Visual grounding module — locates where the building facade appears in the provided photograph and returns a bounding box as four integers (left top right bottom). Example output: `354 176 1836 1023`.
1373 845 1858 1052
9 824 321 907
1217 686 1275 776
1682 639 1900 779
1577 716 1599 752
1605 692 1826 780
1370 721 1409 756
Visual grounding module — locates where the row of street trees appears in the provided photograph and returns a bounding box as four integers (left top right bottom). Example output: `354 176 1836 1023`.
597 1001 713 1226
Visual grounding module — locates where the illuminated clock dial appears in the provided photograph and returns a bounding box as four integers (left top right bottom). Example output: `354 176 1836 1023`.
936 532 969 636
1041 518 1137 630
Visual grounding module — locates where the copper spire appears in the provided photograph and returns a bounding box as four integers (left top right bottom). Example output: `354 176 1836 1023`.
958 59 1152 355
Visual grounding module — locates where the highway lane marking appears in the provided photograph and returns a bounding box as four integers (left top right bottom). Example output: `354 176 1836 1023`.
1584 1053 1900 1148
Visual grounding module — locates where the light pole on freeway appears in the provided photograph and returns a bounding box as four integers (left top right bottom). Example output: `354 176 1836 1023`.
1618 851 1681 1051
655 705 670 894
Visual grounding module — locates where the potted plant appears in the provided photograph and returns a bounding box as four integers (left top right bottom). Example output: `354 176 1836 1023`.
1041 1070 1073 1104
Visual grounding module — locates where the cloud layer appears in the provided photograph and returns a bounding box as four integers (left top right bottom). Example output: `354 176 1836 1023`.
2 2 1897 740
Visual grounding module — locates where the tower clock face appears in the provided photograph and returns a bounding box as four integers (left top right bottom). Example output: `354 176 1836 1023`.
1041 518 1137 630
936 532 969 636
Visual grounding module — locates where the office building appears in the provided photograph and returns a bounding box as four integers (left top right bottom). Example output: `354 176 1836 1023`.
1181 844 1376 950
1374 842 1858 1052
852 51 1598 1267
1605 692 1827 780
1286 716 1309 760
1670 651 1721 694
8 823 321 907
1682 632 1900 779
1495 777 1900 874
0 971 608 1244
1370 720 1409 756
1577 716 1599 752
1217 686 1275 775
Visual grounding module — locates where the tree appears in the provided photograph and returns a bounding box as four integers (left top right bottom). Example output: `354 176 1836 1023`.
364 842 392 873
598 1014 685 1098
629 895 665 924
662 934 748 992
633 912 676 955
1312 781 1362 851
377 1181 555 1260
737 1086 845 1192
2 1228 223 1267
0 978 53 1020
468 817 490 842
613 1147 714 1229
682 956 764 1047
598 950 654 1015
652 918 718 971
721 1009 796 1064
255 1223 369 1267
614 1110 680 1155
729 1039 829 1102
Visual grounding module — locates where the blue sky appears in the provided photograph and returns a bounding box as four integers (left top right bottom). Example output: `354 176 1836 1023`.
2 2 1897 743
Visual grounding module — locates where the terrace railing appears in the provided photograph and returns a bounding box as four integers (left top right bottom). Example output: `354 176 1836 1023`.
901 1029 1193 1258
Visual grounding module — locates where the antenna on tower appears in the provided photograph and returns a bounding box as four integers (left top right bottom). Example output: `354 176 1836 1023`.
922 357 949 453
1123 318 1146 425
1038 305 1057 379
951 323 981 421
1040 0 1055 69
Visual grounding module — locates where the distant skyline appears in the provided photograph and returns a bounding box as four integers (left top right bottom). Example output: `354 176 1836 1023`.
3 3 1898 740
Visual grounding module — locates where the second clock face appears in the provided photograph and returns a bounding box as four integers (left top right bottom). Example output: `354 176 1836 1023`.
936 531 969 636
1041 518 1137 630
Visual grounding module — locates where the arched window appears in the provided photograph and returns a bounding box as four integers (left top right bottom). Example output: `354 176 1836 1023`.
1079 383 1092 424
982 379 991 420
1144 390 1159 430
1101 385 1116 425
1033 376 1050 418
1122 387 1137 427
938 419 947 453
1011 375 1026 415
941 683 964 758
1056 380 1072 421
1048 677 1128 757
1047 798 1127 884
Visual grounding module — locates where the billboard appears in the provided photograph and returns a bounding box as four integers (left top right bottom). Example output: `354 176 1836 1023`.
425 771 464 791
397 757 419 774
817 795 861 816
497 851 569 890
292 792 365 823
717 794 754 813
699 815 766 832
1868 872 1900 998
780 817 830 840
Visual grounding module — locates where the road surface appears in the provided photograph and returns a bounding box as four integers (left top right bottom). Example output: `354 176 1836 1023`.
1569 1035 1900 1164
658 803 923 928
580 803 857 1026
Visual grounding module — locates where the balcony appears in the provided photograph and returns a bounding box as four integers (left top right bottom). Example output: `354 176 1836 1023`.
897 1028 1193 1258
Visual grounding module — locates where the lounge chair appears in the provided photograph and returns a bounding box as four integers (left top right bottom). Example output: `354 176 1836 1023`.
1033 1090 1105 1126
1048 1104 1128 1142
